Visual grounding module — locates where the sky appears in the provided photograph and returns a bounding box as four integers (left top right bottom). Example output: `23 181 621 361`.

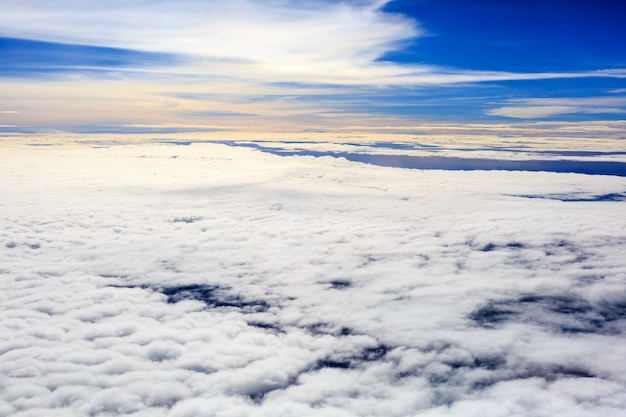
1 0 626 134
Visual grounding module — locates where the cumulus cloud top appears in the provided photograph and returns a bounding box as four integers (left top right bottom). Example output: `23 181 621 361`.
1 139 626 416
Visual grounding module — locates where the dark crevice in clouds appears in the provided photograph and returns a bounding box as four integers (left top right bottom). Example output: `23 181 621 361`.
306 153 626 177
215 140 626 177
161 284 271 313
467 238 604 270
99 273 129 279
299 323 355 337
160 140 194 146
328 279 352 289
108 282 271 313
163 139 626 159
310 344 392 372
541 239 594 262
465 364 598 393
513 192 626 202
520 365 596 382
478 241 525 252
170 216 203 223
4 241 41 249
246 321 284 333
247 320 359 337
393 343 601 407
471 294 626 335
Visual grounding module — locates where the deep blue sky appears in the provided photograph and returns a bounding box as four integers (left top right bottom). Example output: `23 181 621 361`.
0 0 625 132
382 0 626 72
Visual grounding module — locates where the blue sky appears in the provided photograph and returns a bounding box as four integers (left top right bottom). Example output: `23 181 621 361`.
1 0 625 133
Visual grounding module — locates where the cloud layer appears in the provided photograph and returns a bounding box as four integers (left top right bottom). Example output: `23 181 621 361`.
1 139 626 416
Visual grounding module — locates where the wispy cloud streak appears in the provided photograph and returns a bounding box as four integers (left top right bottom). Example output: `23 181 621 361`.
0 1 418 84
2 1 625 87
487 96 626 119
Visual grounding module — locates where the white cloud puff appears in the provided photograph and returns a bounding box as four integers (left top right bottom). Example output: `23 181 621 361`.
0 138 625 416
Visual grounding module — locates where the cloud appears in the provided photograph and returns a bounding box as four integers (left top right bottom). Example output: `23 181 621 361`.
0 0 421 84
0 111 20 114
486 105 580 119
487 96 626 119
516 96 626 107
1 138 626 416
0 0 408 58
2 1 625 88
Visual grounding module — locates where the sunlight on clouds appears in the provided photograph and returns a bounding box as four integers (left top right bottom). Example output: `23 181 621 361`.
0 0 421 84
1 140 625 416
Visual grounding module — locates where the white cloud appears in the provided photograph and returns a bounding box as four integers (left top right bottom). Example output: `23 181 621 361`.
1 1 625 87
1 138 626 416
486 105 580 118
0 0 422 85
487 96 626 119
519 96 626 107
0 0 407 59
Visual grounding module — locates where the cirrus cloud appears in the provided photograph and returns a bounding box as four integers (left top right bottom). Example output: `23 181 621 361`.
487 96 626 119
2 1 626 87
0 0 421 84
